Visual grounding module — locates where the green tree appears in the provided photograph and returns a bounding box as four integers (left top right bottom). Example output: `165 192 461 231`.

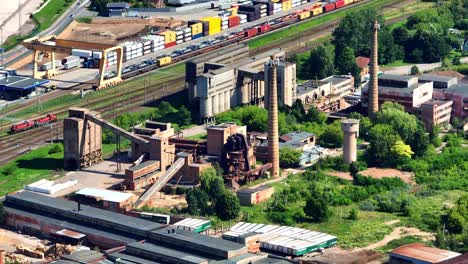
303 43 335 79
185 188 211 216
391 140 414 159
366 124 399 166
200 168 224 201
375 102 419 144
304 196 332 222
177 106 192 126
319 122 343 148
279 147 302 168
158 101 177 116
410 65 420 75
408 127 430 157
348 208 358 220
214 191 240 220
306 107 327 124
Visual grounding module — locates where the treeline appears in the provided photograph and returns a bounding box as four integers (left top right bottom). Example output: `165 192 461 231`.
290 2 467 81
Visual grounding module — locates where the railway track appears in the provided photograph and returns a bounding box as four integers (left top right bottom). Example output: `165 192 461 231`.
0 0 411 166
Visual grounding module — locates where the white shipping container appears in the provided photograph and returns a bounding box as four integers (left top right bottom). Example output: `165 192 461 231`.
72 49 92 58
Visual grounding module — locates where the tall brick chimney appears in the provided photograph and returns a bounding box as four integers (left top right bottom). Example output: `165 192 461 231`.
368 20 380 117
267 56 280 178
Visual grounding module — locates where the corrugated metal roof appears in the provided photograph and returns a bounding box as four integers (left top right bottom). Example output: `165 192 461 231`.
126 241 209 264
76 188 134 203
391 244 461 263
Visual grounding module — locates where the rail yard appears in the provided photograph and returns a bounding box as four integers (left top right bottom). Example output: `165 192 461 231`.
1 0 464 263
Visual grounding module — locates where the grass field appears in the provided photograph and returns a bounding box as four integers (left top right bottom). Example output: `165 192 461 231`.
0 0 76 51
248 0 399 49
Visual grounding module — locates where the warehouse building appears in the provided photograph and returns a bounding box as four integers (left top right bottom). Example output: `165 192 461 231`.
74 188 135 213
389 243 461 264
254 131 315 164
264 60 297 108
418 99 453 129
237 185 274 206
3 191 247 261
0 74 48 100
106 2 130 17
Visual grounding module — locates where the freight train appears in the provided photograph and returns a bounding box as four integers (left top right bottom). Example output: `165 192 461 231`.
9 114 57 133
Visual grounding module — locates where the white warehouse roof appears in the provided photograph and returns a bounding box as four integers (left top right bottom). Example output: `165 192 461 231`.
75 188 133 203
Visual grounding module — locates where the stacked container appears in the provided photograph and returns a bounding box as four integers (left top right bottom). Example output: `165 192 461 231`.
259 4 267 17
183 27 192 42
228 15 241 28
107 51 117 67
273 3 282 14
153 35 165 52
344 0 353 4
143 40 152 55
254 0 274 16
292 0 300 8
175 28 184 45
159 30 177 48
122 41 143 62
201 17 222 35
201 21 209 36
71 49 92 58
282 0 292 11
323 2 335 12
298 10 310 20
64 56 80 70
188 21 203 39
42 60 62 71
221 16 229 30
238 4 261 22
310 5 323 15
239 14 248 24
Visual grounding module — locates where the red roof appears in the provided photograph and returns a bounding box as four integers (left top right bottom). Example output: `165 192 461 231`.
355 56 370 69
391 244 461 263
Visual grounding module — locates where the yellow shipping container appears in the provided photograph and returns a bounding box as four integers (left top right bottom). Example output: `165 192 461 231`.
299 11 310 20
311 7 323 16
159 31 176 44
190 23 203 36
201 17 221 35
344 0 353 5
157 56 172 66
282 0 291 11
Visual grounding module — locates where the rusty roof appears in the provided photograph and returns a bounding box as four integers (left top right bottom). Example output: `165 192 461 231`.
390 244 461 263
56 229 86 239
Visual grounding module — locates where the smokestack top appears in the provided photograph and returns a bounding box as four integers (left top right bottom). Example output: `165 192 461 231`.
373 20 380 30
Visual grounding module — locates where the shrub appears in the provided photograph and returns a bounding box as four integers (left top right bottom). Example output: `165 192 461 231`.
360 200 377 211
48 143 63 154
2 165 16 176
348 208 358 220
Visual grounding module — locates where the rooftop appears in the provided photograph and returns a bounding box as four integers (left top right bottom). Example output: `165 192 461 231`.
419 74 457 83
127 241 209 264
446 84 468 96
75 188 134 203
379 74 415 82
237 185 274 195
390 243 461 263
321 75 353 85
259 131 314 149
106 2 130 8
0 76 48 91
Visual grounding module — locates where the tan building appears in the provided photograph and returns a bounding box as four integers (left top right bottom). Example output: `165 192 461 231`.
237 185 274 206
264 60 297 108
419 99 453 129
74 188 135 213
389 243 461 264
206 122 247 157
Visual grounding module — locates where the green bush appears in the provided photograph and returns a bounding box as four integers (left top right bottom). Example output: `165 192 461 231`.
2 165 16 176
48 143 63 154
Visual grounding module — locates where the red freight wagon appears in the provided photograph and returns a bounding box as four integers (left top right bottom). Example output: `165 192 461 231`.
323 3 335 12
258 24 271 33
228 16 240 28
10 120 34 133
35 114 57 126
335 0 345 8
244 28 258 37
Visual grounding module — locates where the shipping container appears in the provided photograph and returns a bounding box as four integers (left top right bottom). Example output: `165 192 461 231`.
159 30 177 44
192 33 203 40
244 28 258 37
282 0 291 11
164 41 176 49
228 15 241 27
258 24 271 33
201 16 222 35
335 0 345 8
311 6 323 15
64 60 80 70
344 0 353 5
157 56 171 66
323 3 335 12
298 11 310 20
72 49 92 58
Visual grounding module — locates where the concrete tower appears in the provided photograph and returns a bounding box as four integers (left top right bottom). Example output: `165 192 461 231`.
267 56 280 178
368 20 380 117
341 119 360 164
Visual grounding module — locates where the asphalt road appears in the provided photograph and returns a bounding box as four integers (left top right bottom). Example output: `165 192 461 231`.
2 0 91 67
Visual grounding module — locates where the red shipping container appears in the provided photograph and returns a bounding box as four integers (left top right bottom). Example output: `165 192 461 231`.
244 28 258 38
335 0 345 8
228 16 240 28
258 24 271 33
164 42 176 49
323 3 335 12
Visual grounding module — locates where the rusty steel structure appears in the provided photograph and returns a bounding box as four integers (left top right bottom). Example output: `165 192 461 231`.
368 20 380 117
267 56 280 178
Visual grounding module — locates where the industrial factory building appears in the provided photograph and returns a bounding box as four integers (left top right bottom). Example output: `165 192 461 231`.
295 75 354 112
187 47 292 121
3 191 249 261
362 74 460 128
74 188 135 213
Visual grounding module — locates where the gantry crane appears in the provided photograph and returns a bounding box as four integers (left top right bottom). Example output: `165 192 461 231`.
22 35 123 90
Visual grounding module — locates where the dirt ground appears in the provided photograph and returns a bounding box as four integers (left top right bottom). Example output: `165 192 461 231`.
0 228 46 252
148 193 187 209
327 167 415 184
59 17 185 44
